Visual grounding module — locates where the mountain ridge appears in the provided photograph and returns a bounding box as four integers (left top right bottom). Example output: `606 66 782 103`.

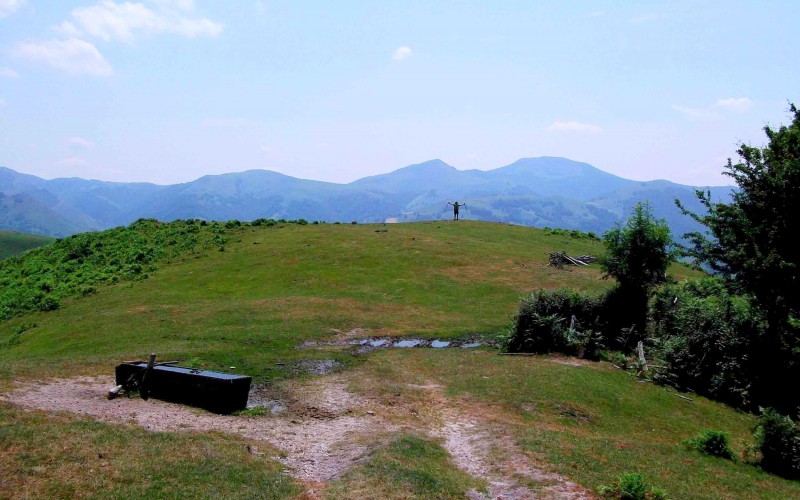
0 158 732 238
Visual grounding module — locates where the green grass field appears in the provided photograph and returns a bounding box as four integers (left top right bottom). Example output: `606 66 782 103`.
0 231 53 260
2 220 796 498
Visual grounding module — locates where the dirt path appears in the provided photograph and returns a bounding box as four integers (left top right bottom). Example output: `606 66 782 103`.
406 383 590 500
2 376 390 484
3 375 591 498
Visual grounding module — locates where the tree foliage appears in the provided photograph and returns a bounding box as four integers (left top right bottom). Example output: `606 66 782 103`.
677 104 800 411
600 202 675 336
679 104 800 327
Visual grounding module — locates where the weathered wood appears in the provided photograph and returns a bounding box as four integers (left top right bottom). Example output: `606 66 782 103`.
547 251 595 268
637 341 648 371
140 353 157 400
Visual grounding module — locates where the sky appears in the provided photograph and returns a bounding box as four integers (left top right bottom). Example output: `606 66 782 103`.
0 1 798 187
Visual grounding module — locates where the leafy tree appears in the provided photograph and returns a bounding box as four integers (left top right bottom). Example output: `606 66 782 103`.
678 104 800 411
600 202 675 340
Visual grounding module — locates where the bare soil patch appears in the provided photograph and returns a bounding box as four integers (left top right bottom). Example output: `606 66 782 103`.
2 375 389 484
4 372 591 498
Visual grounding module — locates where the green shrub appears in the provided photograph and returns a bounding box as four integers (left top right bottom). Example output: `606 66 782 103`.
754 408 800 479
507 288 607 357
650 277 760 408
597 472 667 499
543 227 601 240
684 430 736 460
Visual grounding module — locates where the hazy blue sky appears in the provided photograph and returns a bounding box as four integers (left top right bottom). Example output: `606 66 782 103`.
1 1 797 186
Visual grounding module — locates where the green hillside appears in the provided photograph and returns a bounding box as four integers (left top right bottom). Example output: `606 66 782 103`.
0 230 54 260
1 221 796 498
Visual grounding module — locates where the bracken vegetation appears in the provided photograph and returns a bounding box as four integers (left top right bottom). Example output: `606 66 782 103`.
0 219 220 320
0 218 318 321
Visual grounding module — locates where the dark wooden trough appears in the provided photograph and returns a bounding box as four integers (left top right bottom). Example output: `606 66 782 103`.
115 361 251 414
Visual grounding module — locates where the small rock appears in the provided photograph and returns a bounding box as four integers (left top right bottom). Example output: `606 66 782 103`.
366 411 375 416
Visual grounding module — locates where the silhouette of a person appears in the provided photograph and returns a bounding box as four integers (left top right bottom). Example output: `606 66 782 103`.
447 201 465 220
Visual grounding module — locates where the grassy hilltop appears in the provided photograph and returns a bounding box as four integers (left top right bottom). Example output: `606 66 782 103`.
0 220 614 380
1 220 797 498
0 231 53 260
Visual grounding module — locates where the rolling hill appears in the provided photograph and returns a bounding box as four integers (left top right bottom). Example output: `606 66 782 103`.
0 220 796 498
0 158 732 238
0 230 54 260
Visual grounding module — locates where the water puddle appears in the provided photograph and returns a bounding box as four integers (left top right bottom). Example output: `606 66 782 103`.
394 340 422 348
302 336 488 353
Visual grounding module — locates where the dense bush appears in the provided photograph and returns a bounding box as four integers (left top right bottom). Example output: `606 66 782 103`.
684 429 736 460
650 277 760 408
754 408 800 479
506 288 607 357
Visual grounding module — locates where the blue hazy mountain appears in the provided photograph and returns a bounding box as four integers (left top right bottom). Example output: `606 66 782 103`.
0 159 732 238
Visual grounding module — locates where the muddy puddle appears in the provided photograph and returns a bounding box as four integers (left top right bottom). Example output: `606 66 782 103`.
301 336 493 354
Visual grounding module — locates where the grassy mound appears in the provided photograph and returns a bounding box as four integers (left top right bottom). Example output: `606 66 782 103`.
0 230 54 260
0 220 620 380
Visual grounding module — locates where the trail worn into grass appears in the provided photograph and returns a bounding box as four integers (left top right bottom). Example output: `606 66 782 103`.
4 373 590 498
414 384 590 500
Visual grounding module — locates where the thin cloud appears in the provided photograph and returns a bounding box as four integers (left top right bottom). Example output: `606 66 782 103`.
0 97 6 107
671 104 719 121
69 136 95 149
0 0 25 18
673 97 753 120
151 0 196 11
56 0 223 43
12 38 114 76
715 97 752 112
547 121 602 133
392 46 412 61
631 13 662 24
0 67 19 79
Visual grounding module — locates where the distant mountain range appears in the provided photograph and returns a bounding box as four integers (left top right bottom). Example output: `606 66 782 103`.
0 157 732 239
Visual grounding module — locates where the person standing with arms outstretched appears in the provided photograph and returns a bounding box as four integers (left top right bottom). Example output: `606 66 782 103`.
447 201 465 220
